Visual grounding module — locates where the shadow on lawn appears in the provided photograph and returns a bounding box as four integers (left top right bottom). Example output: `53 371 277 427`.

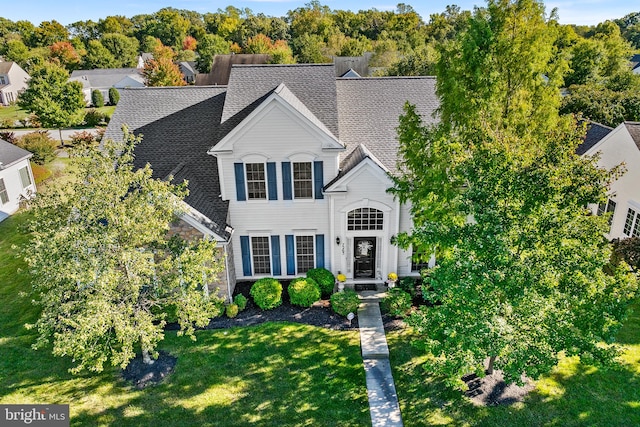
68 324 370 426
389 333 640 427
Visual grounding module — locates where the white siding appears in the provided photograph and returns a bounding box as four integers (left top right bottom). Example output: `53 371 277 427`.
585 125 640 240
0 159 35 220
219 102 339 279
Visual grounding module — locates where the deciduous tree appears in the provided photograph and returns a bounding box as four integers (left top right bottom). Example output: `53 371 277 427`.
23 129 225 372
18 61 85 130
390 0 638 389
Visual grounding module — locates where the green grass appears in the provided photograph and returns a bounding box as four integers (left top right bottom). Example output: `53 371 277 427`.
389 301 640 426
0 105 28 126
0 212 369 426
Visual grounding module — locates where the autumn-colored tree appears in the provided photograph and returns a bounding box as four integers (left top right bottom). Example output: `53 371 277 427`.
182 35 197 51
49 41 81 70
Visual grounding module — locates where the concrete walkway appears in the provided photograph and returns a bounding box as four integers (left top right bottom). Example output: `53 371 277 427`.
357 290 404 427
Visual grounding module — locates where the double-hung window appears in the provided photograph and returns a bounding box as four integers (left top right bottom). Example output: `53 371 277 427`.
411 247 430 272
293 162 313 199
0 178 8 205
295 235 315 273
245 163 266 200
623 208 640 238
251 236 271 275
597 198 616 226
19 166 32 189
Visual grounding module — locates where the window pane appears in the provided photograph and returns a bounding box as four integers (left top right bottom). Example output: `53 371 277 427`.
296 235 315 273
0 178 8 204
411 247 430 272
624 208 636 236
19 166 32 189
293 162 313 199
251 237 271 275
245 163 266 200
347 208 384 231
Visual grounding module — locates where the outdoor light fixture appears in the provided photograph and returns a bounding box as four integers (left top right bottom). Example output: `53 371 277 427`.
336 237 341 245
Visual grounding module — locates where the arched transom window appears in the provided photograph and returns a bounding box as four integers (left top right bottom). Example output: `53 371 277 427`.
347 208 383 231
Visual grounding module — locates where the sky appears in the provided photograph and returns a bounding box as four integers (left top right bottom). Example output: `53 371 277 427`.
1 0 638 27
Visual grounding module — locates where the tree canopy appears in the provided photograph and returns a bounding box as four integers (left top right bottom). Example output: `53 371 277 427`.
390 0 638 389
23 129 225 372
17 61 85 129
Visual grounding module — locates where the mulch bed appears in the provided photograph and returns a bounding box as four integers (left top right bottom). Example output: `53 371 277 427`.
122 282 534 405
122 351 177 389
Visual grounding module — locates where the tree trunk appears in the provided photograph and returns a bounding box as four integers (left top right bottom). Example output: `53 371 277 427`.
486 355 497 375
142 348 155 365
58 128 64 148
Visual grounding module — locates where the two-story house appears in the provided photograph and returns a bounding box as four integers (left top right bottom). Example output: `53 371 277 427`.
0 139 36 221
104 63 439 299
580 121 640 240
0 61 30 106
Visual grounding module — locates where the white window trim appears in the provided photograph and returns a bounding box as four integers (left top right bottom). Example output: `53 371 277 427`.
0 177 8 205
250 235 272 276
294 234 316 274
245 162 267 201
292 161 313 200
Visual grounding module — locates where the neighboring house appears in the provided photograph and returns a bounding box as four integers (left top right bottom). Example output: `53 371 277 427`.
630 54 640 75
137 52 154 69
195 54 271 86
580 121 640 240
178 61 197 84
70 68 145 105
0 139 35 221
0 61 30 106
105 64 438 299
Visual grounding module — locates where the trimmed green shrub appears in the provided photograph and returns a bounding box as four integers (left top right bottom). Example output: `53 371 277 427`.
108 87 120 105
306 267 335 297
208 298 225 319
226 303 239 318
250 278 282 310
69 130 96 149
233 294 247 311
16 131 56 164
330 289 360 317
288 277 321 307
398 276 417 297
381 287 412 317
84 109 107 127
91 89 104 107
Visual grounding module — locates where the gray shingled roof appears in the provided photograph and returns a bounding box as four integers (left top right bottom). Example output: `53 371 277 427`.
222 64 340 138
103 86 231 239
0 138 32 168
577 121 614 155
324 144 388 190
625 122 640 151
70 68 142 89
336 76 439 175
0 62 17 75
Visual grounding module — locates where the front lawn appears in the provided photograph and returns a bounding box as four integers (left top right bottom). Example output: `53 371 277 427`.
0 212 369 426
389 301 640 426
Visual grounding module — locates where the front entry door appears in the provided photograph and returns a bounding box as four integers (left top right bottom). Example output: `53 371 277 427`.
354 237 376 278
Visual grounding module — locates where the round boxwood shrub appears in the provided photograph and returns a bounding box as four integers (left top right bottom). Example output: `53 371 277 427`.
288 277 321 307
91 89 104 107
233 294 247 311
381 287 412 317
109 87 120 105
226 303 239 318
306 268 335 297
330 289 360 317
250 278 282 310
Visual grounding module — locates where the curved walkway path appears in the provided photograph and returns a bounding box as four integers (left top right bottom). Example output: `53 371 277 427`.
357 289 404 427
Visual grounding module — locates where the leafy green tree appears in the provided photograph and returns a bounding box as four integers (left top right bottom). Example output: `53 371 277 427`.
32 20 68 47
98 15 134 36
2 38 31 67
100 33 139 67
67 20 100 44
83 39 117 69
560 83 640 127
108 87 120 105
390 0 638 389
195 33 230 73
18 61 85 130
23 129 225 372
386 44 438 76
